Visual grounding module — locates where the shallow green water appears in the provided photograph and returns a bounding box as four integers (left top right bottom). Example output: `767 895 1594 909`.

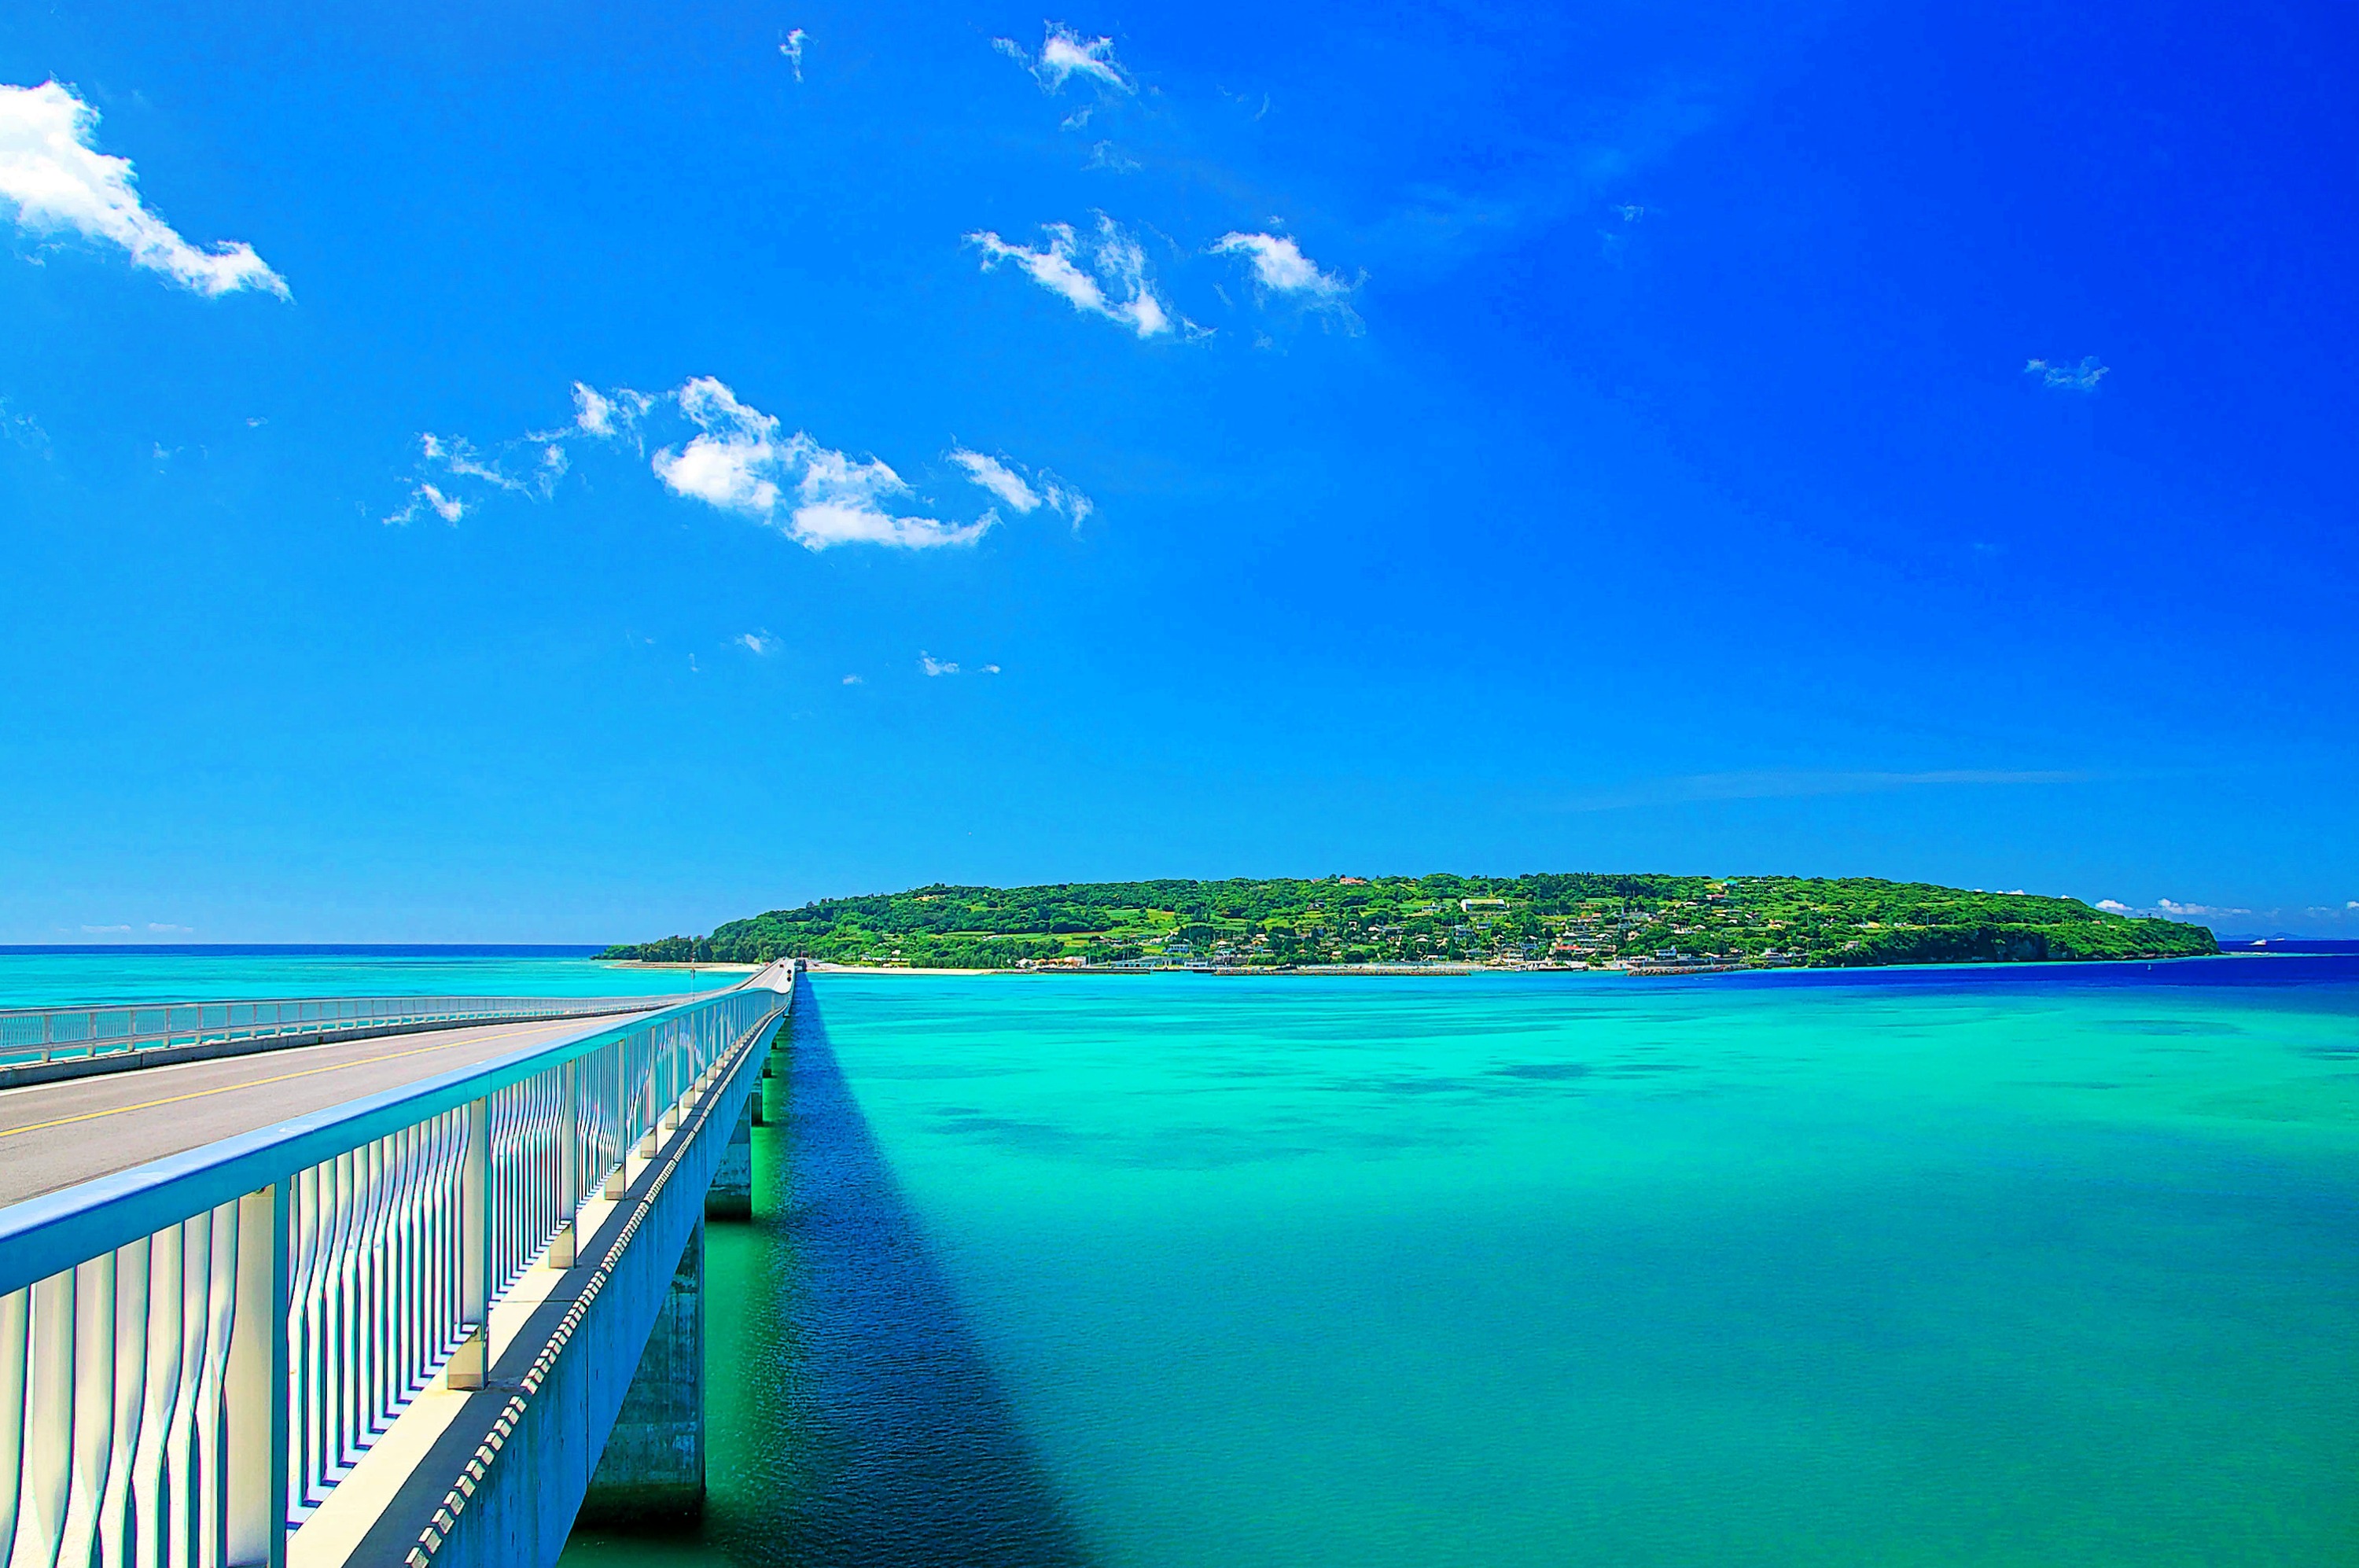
570 964 2359 1566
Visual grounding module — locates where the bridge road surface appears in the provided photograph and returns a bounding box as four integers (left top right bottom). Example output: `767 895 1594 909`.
0 1012 655 1209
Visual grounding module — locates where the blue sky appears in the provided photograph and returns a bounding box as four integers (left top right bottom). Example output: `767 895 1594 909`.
0 0 2352 942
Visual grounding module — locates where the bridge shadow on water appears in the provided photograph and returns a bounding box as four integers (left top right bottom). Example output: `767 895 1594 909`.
569 981 1097 1568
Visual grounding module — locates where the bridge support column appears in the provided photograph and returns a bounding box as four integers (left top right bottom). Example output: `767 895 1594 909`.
704 1099 753 1219
579 1220 705 1526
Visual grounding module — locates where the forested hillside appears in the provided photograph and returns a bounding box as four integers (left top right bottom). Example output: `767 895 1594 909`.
602 874 2216 970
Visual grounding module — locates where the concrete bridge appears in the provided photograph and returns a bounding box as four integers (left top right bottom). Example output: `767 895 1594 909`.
0 963 800 1567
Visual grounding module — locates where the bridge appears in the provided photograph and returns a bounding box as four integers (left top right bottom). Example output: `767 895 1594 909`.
0 963 800 1567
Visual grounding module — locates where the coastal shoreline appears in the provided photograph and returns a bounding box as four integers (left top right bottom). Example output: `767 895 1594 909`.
786 952 2255 979
600 959 762 973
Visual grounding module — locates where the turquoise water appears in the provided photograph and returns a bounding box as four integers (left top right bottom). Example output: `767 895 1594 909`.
0 948 733 1008
564 961 2359 1566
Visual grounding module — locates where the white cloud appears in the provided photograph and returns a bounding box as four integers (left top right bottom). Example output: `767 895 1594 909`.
2155 897 2252 918
2026 355 2107 392
780 28 808 82
993 24 1132 94
842 673 863 684
949 448 1093 528
738 630 780 655
385 481 466 526
421 432 569 495
2096 899 2132 913
0 80 288 299
951 450 1040 511
572 381 653 440
1209 231 1361 329
385 425 572 522
390 377 1068 550
148 922 191 934
81 923 131 934
967 216 1180 339
920 653 1002 676
654 376 995 550
1084 141 1139 173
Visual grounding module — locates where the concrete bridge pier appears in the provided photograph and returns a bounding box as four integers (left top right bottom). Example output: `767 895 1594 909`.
705 1098 754 1219
751 1036 782 1125
578 1220 707 1525
579 1027 771 1529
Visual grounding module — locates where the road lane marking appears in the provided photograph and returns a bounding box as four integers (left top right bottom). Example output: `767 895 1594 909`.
0 1022 569 1141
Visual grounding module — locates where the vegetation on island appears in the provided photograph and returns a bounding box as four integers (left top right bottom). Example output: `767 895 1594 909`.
602 874 2217 971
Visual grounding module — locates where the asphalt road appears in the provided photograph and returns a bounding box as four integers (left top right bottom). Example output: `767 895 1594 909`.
0 1014 647 1208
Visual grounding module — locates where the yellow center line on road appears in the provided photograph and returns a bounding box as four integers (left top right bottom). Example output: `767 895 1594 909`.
0 1022 567 1142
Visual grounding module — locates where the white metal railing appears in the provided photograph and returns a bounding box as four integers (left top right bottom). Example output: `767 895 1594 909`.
0 994 682 1069
0 966 793 1567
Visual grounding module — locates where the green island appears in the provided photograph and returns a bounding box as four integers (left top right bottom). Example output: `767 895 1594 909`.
602 874 2217 971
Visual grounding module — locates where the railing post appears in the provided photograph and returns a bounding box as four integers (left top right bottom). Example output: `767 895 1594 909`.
447 1097 491 1390
559 1058 579 1209
605 1044 631 1198
224 1180 289 1568
550 1060 579 1269
638 1047 659 1159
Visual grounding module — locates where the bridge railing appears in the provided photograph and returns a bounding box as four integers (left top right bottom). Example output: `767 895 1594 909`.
0 969 793 1568
0 992 690 1069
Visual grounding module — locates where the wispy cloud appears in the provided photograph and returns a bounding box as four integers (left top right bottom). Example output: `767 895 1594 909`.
841 673 863 685
0 80 288 298
949 449 1092 527
992 24 1133 95
426 432 569 495
0 393 49 455
920 652 1001 677
779 28 808 82
148 922 191 934
385 426 570 524
1209 231 1362 329
1561 767 2088 812
655 377 995 550
1367 83 1717 271
385 481 466 525
388 377 1068 550
2107 896 2359 936
81 923 131 934
2101 896 2259 922
948 450 1035 510
967 216 1183 339
2026 355 2107 392
571 381 653 441
2155 897 2251 918
738 630 779 655
1084 141 1139 173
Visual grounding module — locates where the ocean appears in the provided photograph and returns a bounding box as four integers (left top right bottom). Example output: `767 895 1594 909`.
572 958 2359 1566
11 950 2353 1564
0 945 727 1008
